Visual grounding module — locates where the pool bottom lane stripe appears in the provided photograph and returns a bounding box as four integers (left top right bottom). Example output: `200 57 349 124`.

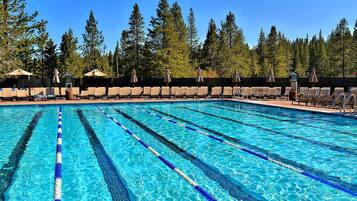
115 109 261 201
0 111 43 200
180 107 357 157
132 106 357 197
150 108 357 192
54 107 63 201
76 110 134 201
95 106 217 201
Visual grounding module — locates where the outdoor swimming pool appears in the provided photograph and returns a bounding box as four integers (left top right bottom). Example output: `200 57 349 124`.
0 100 356 201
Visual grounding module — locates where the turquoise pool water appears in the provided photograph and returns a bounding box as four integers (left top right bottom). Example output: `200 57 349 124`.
0 100 356 201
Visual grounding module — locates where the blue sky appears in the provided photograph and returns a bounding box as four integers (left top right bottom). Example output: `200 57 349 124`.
26 0 357 51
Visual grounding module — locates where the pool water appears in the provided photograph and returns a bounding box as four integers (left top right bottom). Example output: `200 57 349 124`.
0 100 356 201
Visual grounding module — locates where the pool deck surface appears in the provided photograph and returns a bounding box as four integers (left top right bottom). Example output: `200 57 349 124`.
0 98 355 116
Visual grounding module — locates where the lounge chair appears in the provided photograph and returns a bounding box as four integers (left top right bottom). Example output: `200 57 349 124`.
142 87 151 99
233 86 241 98
72 87 80 99
252 87 265 99
2 88 16 101
298 87 320 105
79 90 89 99
150 87 161 98
30 87 47 101
283 87 291 100
170 87 179 99
176 87 188 98
119 87 131 99
0 88 2 101
210 87 222 98
312 87 330 106
275 87 282 99
161 86 170 98
266 87 277 99
197 87 208 98
131 87 142 98
108 87 120 99
222 87 233 98
240 87 251 99
186 87 198 98
87 87 95 98
94 87 106 99
16 88 29 100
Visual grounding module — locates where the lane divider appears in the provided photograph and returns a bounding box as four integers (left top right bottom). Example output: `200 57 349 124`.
211 105 357 137
95 106 217 201
54 106 63 201
116 109 261 201
150 108 356 191
181 107 357 156
132 106 357 197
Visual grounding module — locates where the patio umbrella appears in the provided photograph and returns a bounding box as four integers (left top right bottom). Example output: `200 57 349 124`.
267 68 275 84
131 68 138 86
164 68 172 86
5 69 33 88
197 67 204 85
84 69 106 77
53 69 60 85
233 69 241 85
84 69 106 87
6 69 33 77
309 67 318 83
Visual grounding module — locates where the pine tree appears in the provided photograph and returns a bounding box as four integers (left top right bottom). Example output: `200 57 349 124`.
201 19 218 70
351 20 357 78
256 29 269 76
59 29 83 77
43 39 58 80
82 10 105 72
327 18 352 78
187 8 200 65
113 41 121 77
147 0 190 77
120 30 129 75
0 0 46 74
126 3 145 75
217 12 250 77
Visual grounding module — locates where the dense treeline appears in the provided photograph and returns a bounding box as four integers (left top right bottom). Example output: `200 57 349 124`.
1 0 357 79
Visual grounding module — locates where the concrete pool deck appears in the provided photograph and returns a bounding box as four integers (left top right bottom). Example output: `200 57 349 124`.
0 98 355 116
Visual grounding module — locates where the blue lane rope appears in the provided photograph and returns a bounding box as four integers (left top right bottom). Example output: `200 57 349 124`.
95 106 217 201
132 106 357 197
54 106 63 201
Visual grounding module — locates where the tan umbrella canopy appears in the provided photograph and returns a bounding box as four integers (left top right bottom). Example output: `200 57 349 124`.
309 67 318 83
233 69 241 83
164 68 172 85
6 69 33 76
130 68 138 85
84 69 106 77
53 69 60 85
197 67 204 83
267 68 275 83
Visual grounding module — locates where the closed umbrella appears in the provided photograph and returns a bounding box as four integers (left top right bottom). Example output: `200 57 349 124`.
53 69 60 85
131 68 138 86
267 68 275 84
197 67 204 85
309 67 318 83
164 68 172 86
233 69 241 85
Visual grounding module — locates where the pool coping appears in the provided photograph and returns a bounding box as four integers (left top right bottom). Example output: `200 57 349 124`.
1 98 356 120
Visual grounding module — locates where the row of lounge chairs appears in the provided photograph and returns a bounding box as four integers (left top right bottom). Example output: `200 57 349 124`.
296 87 357 113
